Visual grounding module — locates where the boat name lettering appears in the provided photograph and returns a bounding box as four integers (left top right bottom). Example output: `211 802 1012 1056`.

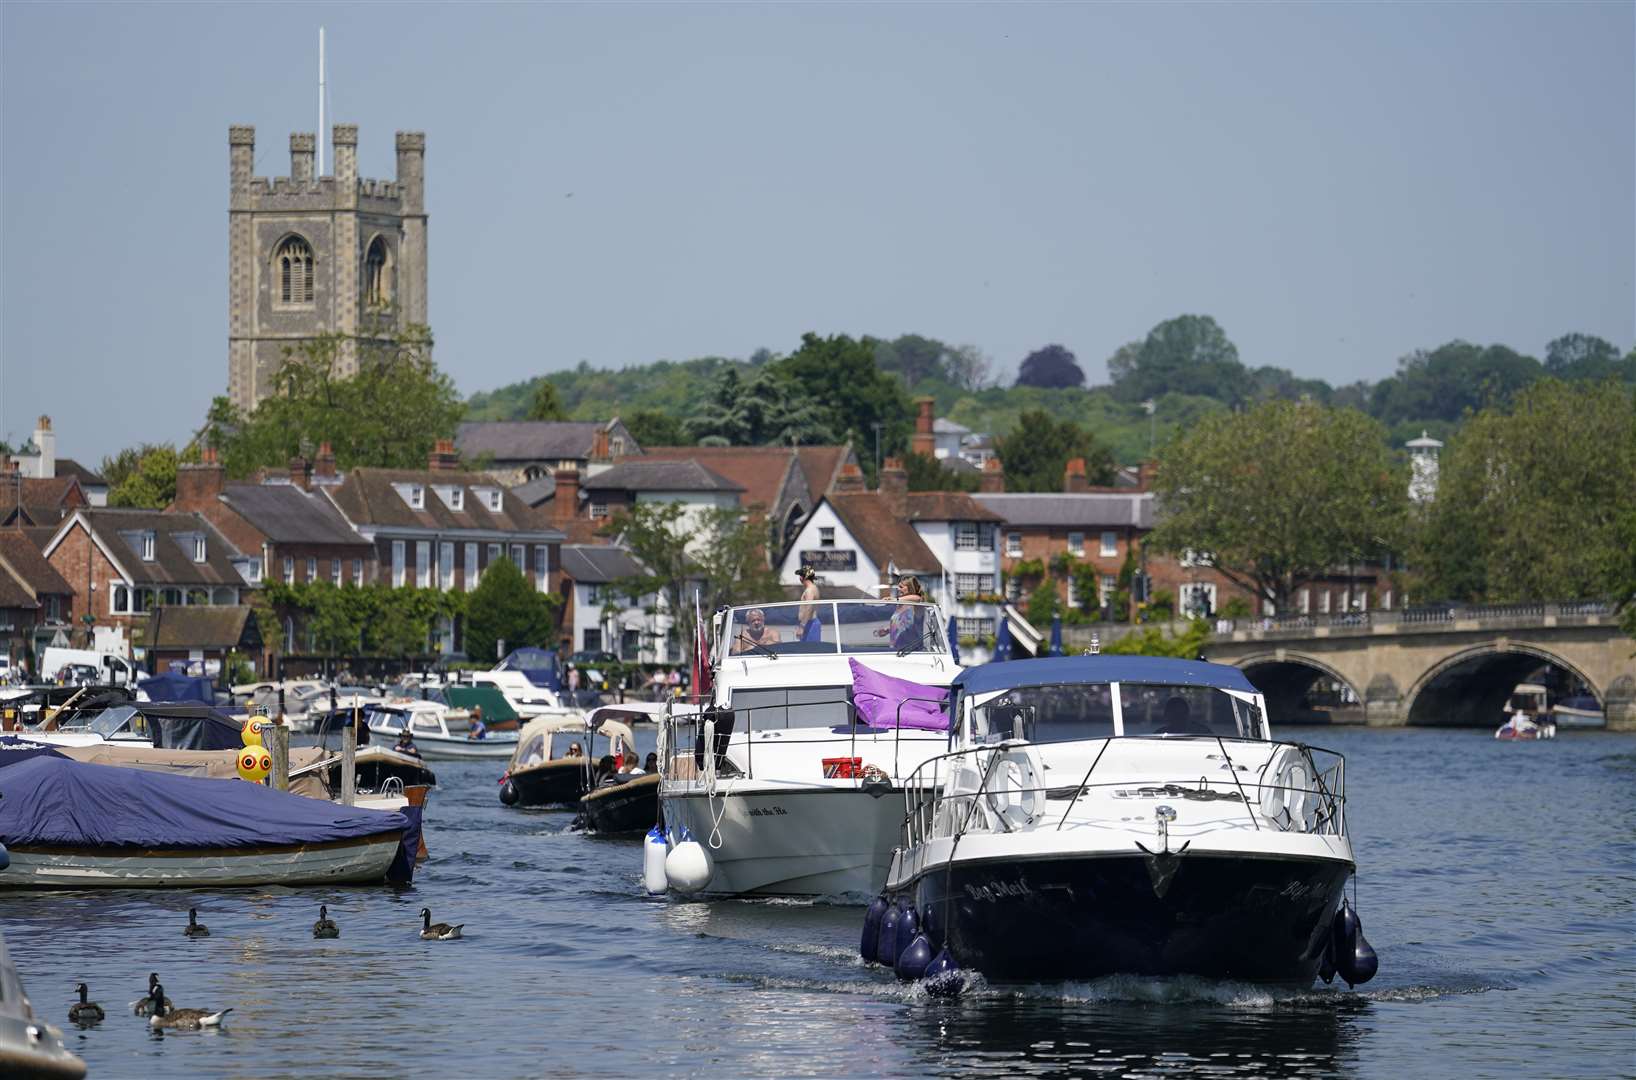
963 877 1032 902
748 805 788 817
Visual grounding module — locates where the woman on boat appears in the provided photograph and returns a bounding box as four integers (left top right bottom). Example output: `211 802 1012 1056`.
876 576 925 649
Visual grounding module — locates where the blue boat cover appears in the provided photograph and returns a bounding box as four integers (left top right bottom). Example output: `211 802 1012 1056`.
0 756 408 851
138 673 214 704
0 737 66 770
953 655 1259 695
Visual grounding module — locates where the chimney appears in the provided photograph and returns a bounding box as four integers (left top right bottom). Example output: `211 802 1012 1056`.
1136 460 1158 491
290 132 315 182
33 415 55 479
175 448 226 509
912 397 936 458
288 456 312 491
395 131 426 214
979 457 1006 494
879 457 908 517
229 125 255 194
1064 457 1088 494
553 468 580 522
428 439 459 472
835 463 865 494
590 427 611 463
314 442 337 480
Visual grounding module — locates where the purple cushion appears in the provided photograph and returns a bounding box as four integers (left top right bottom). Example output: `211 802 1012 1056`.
849 659 950 731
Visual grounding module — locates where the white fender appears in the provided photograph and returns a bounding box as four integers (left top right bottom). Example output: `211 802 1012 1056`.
643 829 668 895
665 840 711 893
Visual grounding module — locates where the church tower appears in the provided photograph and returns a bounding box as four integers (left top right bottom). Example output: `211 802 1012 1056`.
227 124 429 412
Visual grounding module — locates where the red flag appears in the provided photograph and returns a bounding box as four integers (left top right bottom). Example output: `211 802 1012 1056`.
691 598 713 702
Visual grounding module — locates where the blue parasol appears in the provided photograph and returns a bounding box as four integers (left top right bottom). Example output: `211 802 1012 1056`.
1050 612 1064 657
992 616 1013 663
947 615 960 665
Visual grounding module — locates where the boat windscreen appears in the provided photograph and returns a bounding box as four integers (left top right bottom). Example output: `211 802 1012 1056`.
1117 684 1263 739
730 687 852 731
973 685 1115 745
724 602 946 657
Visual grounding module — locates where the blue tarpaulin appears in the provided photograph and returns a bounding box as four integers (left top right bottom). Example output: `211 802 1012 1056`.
138 673 214 704
0 755 409 851
0 737 66 771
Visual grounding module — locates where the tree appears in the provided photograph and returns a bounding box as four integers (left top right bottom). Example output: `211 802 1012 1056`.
1414 380 1636 603
994 410 1116 493
874 334 952 386
1103 618 1211 658
103 443 194 509
602 503 692 656
203 326 463 478
1368 340 1542 425
772 333 912 474
526 379 569 421
1015 344 1085 389
463 557 560 664
1025 581 1059 628
904 452 978 493
1109 315 1249 406
623 409 686 448
1149 400 1408 613
685 365 835 447
1544 333 1630 382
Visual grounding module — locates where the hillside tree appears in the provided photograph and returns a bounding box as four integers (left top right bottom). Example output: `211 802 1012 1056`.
994 410 1116 493
1016 344 1085 389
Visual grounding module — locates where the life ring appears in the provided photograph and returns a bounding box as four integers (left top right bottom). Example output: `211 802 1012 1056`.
984 747 1045 831
1260 746 1317 831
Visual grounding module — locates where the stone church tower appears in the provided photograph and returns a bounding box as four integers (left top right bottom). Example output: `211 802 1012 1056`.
227 124 428 412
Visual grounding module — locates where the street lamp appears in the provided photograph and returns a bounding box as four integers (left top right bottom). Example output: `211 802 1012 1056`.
1143 399 1157 455
871 422 884 480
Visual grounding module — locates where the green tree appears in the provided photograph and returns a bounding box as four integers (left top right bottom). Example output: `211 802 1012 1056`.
1110 315 1250 406
623 409 686 448
1368 340 1542 425
463 557 560 663
1149 400 1407 613
687 365 834 447
204 326 462 478
1414 380 1636 603
772 333 913 476
904 452 979 493
1025 581 1059 627
994 410 1116 493
103 443 195 509
526 379 569 421
1103 618 1211 658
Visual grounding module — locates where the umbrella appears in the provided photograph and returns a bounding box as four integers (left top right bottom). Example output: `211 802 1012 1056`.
1049 613 1064 657
992 617 1013 664
947 615 960 665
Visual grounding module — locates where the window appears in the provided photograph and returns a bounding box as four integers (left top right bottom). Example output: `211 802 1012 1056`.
819 527 835 548
275 236 315 304
534 545 548 592
955 522 979 551
353 559 364 586
956 573 985 599
1100 531 1117 558
621 628 640 660
978 523 997 551
410 486 425 510
246 558 262 583
1299 588 1311 614
1356 591 1368 613
363 236 391 308
1067 532 1084 556
611 437 626 457
589 501 609 519
159 587 183 606
1101 574 1117 608
486 543 501 575
138 532 155 561
1006 575 1022 602
1067 575 1080 609
187 587 208 606
212 586 237 605
956 616 994 641
416 541 431 588
439 542 455 590
193 536 207 562
306 557 317 582
110 583 129 615
134 588 152 613
284 556 295 585
331 559 342 586
582 628 602 652
1381 589 1392 611
1006 532 1022 557
510 544 525 570
392 541 406 588
1318 590 1331 614
464 543 479 592
486 489 504 512
435 486 463 511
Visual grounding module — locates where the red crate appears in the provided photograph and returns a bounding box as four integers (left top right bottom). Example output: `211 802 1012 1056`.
822 756 864 779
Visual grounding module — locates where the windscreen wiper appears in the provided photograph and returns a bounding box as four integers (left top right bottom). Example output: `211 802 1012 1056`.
896 634 926 657
734 634 779 659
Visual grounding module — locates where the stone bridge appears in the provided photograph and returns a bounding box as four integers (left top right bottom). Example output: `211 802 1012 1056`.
1196 602 1634 729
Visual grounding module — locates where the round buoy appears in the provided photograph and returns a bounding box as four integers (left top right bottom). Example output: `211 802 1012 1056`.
1331 899 1360 969
664 841 710 893
920 903 941 948
643 827 669 895
1343 932 1379 987
876 900 902 966
894 905 920 968
860 896 888 964
895 933 933 980
1318 941 1336 984
922 947 962 997
236 746 271 782
498 780 519 806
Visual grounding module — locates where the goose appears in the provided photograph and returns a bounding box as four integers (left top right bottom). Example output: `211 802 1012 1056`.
418 907 463 941
147 984 232 1031
69 983 104 1024
131 973 172 1016
183 908 210 938
313 904 340 939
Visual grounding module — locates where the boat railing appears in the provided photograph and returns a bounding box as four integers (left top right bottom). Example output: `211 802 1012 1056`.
900 737 1347 849
658 692 948 785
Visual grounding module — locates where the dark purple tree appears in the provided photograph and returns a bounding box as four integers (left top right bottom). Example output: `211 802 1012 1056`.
1015 344 1085 389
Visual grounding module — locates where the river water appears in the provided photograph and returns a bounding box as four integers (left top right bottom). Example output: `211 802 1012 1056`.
3 726 1632 1079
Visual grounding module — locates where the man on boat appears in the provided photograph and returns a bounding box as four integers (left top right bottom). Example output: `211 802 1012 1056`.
732 608 780 654
467 706 487 741
796 565 823 642
393 728 421 758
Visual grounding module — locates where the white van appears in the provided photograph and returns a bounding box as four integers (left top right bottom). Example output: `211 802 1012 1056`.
39 647 140 687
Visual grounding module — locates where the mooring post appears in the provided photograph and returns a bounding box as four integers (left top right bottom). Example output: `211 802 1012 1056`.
268 721 290 792
342 703 358 807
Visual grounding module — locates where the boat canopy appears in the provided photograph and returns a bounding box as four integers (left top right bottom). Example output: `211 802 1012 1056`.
509 713 589 770
720 600 949 658
138 672 216 704
0 756 407 850
442 685 518 723
952 655 1259 696
52 703 246 750
496 647 562 691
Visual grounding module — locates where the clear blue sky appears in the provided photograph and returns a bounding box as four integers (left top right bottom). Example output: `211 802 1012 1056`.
2 1 1631 463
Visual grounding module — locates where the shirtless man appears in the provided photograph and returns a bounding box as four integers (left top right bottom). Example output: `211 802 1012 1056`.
796 565 823 642
732 608 779 654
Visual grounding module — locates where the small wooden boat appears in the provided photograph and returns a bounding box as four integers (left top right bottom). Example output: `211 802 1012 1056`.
579 772 659 834
500 715 591 807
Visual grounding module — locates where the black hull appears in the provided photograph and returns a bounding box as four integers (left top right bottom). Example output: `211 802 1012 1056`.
902 852 1351 984
507 762 586 807
578 774 658 834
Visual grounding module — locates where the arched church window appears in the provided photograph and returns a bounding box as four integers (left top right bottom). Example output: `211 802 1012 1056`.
276 236 315 304
364 236 391 309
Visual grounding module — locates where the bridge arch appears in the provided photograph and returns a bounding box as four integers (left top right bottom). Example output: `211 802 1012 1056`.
1404 642 1604 728
1232 652 1364 725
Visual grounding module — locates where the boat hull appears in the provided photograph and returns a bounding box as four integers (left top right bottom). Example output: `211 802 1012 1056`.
579 773 658 833
662 783 911 898
0 832 402 889
412 734 518 760
898 851 1351 984
507 761 586 807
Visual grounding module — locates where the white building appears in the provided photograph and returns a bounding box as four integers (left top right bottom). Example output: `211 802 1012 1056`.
1406 431 1444 504
560 544 672 662
578 460 745 556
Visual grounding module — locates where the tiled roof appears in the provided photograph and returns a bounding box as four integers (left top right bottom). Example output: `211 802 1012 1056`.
511 476 555 508
456 421 628 462
824 493 939 574
149 605 258 649
795 446 851 498
0 531 73 597
220 484 371 547
973 492 1154 529
54 458 108 487
559 544 644 584
932 418 971 435
631 447 798 512
582 459 744 495
58 509 247 587
0 563 32 608
905 492 1003 523
325 468 563 536
0 476 83 525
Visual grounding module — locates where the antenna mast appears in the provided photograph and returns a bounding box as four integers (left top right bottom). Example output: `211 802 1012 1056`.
318 27 327 176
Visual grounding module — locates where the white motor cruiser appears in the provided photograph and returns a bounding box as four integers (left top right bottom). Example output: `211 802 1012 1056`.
657 599 959 899
868 655 1376 988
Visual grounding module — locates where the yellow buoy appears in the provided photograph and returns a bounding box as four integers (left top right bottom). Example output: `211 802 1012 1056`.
236 746 272 782
241 717 269 747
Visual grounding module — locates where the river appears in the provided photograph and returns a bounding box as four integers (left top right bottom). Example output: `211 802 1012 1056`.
3 726 1632 1079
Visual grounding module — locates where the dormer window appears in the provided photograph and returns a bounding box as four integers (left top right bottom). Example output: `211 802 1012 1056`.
393 482 427 510
142 532 156 561
433 485 464 511
193 536 207 562
472 487 503 512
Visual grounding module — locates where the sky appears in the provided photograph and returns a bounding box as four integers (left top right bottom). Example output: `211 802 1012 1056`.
1 2 1631 464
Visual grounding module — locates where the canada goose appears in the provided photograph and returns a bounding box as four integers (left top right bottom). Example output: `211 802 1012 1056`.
313 904 340 939
69 983 104 1024
147 984 232 1031
131 972 171 1016
183 908 210 938
418 907 463 940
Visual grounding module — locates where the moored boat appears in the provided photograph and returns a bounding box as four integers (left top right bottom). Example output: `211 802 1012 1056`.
500 715 592 807
372 701 516 760
575 704 672 833
0 931 85 1079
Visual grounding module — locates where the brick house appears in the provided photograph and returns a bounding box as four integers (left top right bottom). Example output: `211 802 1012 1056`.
0 530 75 675
146 606 265 678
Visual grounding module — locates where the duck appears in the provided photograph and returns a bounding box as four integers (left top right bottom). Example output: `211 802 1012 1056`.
418 907 463 941
313 904 340 939
183 908 210 938
130 973 172 1016
69 983 104 1024
147 984 232 1031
